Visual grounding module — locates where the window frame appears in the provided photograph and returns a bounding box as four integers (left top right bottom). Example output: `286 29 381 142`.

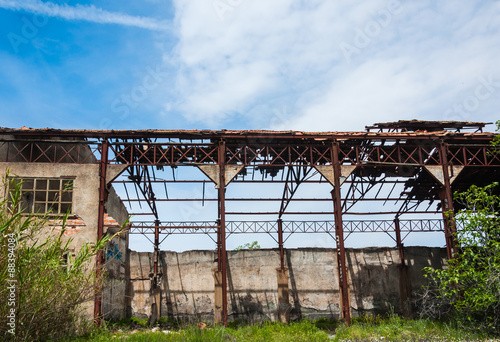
7 176 75 215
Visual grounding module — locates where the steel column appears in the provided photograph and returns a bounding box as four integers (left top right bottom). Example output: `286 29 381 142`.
439 143 457 259
278 219 285 271
276 219 289 322
394 217 405 266
217 141 228 326
94 139 108 326
331 142 351 326
395 217 412 317
154 220 160 281
153 219 161 321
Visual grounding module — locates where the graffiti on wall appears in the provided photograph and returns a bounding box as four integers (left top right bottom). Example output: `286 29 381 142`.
106 240 123 262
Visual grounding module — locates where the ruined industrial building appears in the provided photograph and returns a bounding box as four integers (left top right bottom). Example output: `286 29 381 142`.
1 120 499 326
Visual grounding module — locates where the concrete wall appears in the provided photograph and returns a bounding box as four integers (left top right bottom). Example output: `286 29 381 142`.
102 225 129 320
0 163 128 249
0 162 130 320
102 187 130 320
0 163 100 248
125 247 447 322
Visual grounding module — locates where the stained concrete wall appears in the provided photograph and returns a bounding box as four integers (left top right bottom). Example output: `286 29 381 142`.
0 163 128 250
0 163 100 248
0 162 130 320
102 226 129 320
102 184 130 319
126 247 447 322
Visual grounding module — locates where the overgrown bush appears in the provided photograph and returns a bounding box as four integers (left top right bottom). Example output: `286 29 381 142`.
419 182 500 335
0 176 119 341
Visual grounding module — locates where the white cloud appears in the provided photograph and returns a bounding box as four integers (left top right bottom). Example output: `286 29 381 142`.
166 0 500 130
0 0 170 31
169 0 382 124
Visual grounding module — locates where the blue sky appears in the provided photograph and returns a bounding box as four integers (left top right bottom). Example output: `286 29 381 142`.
1 0 499 132
1 1 499 251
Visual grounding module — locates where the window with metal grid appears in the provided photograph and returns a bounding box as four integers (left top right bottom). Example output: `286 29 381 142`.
8 177 74 214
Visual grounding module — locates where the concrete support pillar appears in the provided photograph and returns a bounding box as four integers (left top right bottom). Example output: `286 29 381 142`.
213 270 223 323
125 245 132 318
276 219 290 323
395 218 412 318
398 266 412 317
276 268 290 323
331 142 351 325
151 220 161 323
94 139 108 326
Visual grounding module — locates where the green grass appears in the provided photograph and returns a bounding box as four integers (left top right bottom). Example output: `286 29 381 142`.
66 320 329 342
64 317 498 342
332 313 497 341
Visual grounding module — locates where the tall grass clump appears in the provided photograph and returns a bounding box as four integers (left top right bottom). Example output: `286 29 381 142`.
0 175 119 341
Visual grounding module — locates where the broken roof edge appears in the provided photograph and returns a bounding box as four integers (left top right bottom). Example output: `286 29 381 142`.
0 120 497 140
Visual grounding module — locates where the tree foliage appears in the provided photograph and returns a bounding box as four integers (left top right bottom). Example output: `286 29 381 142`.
493 120 500 149
234 241 261 251
421 182 500 335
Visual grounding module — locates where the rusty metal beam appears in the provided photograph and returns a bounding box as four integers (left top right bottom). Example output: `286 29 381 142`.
331 142 351 326
127 218 451 235
217 141 228 327
108 142 500 167
394 217 405 266
121 197 407 202
277 219 285 271
114 179 411 184
439 143 457 259
2 135 498 168
220 211 442 216
278 166 311 218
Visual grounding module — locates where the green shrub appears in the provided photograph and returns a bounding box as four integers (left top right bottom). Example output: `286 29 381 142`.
130 317 148 327
314 317 339 331
421 182 500 335
234 241 260 250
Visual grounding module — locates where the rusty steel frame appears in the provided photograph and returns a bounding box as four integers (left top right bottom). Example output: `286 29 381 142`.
277 219 285 271
439 143 458 259
342 173 385 212
127 218 451 235
126 164 160 218
278 165 312 218
104 142 500 167
217 140 228 326
2 136 499 167
331 142 351 325
1 124 499 327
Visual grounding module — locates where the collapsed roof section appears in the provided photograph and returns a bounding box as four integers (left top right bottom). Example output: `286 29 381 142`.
366 119 489 132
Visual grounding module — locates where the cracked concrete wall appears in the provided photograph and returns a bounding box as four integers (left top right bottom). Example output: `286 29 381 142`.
126 247 447 322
